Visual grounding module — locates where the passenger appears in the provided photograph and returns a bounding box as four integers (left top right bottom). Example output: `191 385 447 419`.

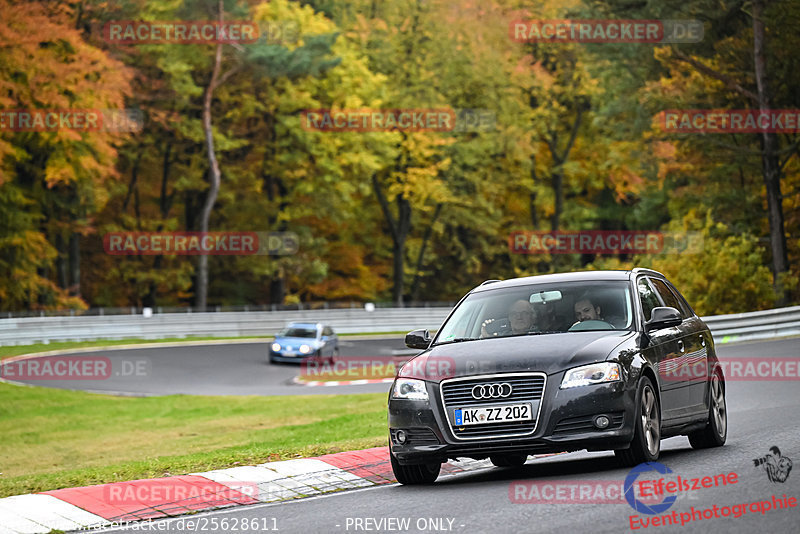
481 299 536 337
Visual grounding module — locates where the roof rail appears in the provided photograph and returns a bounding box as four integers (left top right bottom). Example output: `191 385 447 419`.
480 279 502 286
631 267 664 277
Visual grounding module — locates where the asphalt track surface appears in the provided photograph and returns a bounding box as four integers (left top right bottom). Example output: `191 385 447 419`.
32 337 799 534
3 338 409 396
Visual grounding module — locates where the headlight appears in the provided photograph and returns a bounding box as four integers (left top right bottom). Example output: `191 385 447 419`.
271 343 281 352
391 378 429 401
560 362 621 389
299 344 312 354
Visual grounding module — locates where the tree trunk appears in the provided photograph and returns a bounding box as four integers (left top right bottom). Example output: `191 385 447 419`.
392 195 411 306
550 171 563 232
196 13 225 310
752 0 789 303
269 277 285 305
56 233 68 289
371 174 411 306
410 203 442 302
68 233 80 297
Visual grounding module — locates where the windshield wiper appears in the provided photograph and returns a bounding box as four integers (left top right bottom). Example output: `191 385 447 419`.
433 337 478 346
498 331 564 339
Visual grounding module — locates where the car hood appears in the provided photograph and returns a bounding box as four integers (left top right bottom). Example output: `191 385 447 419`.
413 331 635 381
274 337 319 346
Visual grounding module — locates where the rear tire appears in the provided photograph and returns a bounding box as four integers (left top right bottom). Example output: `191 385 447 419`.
688 372 727 449
490 454 528 468
615 376 661 467
390 451 440 485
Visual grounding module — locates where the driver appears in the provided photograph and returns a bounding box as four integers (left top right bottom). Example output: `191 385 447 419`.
573 294 604 323
481 299 536 337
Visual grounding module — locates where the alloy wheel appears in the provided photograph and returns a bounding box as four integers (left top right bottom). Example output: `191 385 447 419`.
641 385 660 456
711 374 726 438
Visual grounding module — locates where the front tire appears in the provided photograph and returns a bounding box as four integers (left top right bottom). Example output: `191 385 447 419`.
616 376 661 467
390 451 440 485
490 453 528 468
688 372 727 449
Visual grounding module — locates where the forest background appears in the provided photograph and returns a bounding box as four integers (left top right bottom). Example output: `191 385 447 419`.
1 0 798 316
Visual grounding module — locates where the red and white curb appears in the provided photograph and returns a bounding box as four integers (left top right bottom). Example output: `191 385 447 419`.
0 447 495 533
292 375 395 387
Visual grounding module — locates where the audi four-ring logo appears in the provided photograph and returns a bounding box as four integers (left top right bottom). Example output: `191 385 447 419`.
471 382 513 399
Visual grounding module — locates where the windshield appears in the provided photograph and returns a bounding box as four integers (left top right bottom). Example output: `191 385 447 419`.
279 327 318 338
435 281 633 343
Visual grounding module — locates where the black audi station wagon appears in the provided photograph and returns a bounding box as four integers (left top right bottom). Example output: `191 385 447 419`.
388 269 727 484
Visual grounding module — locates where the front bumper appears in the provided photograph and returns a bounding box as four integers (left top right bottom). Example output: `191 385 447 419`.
269 350 317 363
388 373 636 465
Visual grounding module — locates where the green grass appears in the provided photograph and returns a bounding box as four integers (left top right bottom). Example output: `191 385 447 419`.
0 382 388 497
0 337 269 360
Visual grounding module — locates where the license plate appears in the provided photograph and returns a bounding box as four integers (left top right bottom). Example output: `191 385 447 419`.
454 403 532 426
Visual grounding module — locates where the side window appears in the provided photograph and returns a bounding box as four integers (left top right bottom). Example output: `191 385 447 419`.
664 280 695 318
650 278 685 318
637 277 661 322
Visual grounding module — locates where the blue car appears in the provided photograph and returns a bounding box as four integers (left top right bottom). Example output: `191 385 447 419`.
269 322 339 364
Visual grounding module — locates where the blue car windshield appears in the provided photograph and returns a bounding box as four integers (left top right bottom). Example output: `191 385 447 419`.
435 281 633 343
280 327 317 338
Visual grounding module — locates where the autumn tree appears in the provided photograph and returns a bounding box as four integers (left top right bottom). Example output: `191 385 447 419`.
0 0 132 310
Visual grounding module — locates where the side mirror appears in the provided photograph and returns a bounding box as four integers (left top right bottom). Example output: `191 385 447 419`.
646 307 682 331
405 329 431 350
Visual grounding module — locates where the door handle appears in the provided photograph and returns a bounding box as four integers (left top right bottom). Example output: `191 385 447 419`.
677 340 685 353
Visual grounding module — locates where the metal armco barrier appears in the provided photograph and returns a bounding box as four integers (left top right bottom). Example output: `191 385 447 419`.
0 308 452 346
701 305 800 343
0 305 798 347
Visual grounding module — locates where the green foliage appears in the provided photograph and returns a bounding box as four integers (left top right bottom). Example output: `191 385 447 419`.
0 0 796 312
590 212 778 315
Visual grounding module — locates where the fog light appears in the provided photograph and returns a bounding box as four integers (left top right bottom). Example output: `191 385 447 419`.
395 429 407 444
594 415 611 429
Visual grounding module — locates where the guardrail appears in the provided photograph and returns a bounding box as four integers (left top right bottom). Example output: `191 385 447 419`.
700 305 800 343
0 308 454 346
0 305 797 347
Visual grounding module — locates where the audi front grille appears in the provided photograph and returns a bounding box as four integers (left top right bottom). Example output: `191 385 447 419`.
439 373 547 440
